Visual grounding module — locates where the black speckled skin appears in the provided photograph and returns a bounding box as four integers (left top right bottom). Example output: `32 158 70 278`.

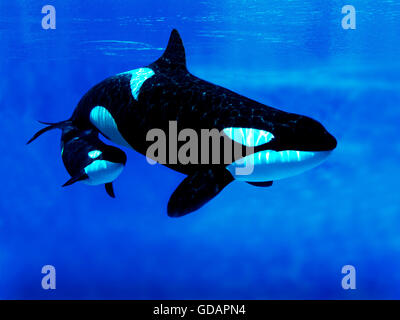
69 29 337 176
29 29 337 216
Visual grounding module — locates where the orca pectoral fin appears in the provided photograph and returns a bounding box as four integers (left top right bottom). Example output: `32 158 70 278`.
167 169 234 218
246 181 273 187
105 182 115 198
62 173 88 187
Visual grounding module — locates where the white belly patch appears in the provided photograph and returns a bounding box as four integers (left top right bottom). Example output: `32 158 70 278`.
227 150 332 181
89 106 131 148
83 160 124 186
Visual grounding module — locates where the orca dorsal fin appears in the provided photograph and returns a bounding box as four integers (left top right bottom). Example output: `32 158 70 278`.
152 29 187 71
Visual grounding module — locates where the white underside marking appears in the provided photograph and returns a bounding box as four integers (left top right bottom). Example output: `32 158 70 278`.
120 67 155 101
223 127 274 147
227 150 332 181
89 106 131 148
83 160 124 186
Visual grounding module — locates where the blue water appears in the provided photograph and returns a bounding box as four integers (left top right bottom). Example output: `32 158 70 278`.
1 0 400 299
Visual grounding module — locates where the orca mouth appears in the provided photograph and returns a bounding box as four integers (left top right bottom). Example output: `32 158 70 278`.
258 131 337 153
226 149 333 182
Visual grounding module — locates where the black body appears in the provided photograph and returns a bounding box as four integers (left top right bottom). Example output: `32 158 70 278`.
70 30 336 173
28 29 337 217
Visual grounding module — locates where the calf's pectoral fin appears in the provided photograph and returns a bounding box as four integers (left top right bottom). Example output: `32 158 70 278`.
167 169 234 217
62 173 89 187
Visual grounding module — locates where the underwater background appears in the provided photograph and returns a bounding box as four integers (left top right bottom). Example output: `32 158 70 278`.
0 0 399 299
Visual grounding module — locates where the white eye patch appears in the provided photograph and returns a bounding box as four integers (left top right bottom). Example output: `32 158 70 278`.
223 127 274 147
88 150 102 159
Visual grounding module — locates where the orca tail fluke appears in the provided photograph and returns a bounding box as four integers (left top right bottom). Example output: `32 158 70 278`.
26 120 71 144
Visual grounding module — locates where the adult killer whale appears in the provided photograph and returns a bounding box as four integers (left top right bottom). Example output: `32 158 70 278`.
28 29 337 217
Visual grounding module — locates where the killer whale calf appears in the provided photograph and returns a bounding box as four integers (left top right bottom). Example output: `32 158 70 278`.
28 29 337 217
28 120 127 197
